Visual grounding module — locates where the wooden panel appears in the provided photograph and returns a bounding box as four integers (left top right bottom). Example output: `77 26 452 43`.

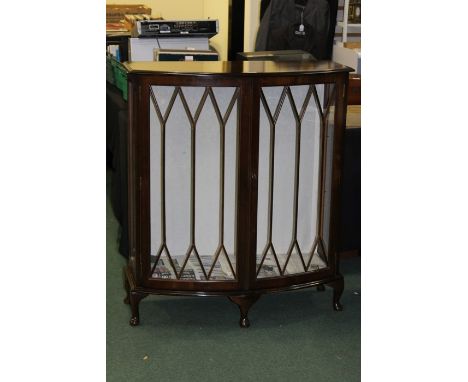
347 75 361 105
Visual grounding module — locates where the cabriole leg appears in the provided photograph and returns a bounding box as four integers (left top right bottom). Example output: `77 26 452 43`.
123 269 130 305
228 294 260 328
327 276 344 311
129 291 148 326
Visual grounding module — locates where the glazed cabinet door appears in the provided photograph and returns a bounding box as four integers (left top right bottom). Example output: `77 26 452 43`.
252 77 346 289
135 77 245 292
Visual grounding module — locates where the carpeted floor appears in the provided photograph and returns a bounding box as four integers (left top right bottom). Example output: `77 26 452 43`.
106 177 361 382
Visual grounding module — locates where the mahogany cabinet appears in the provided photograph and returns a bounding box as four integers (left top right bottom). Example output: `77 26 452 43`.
123 60 351 327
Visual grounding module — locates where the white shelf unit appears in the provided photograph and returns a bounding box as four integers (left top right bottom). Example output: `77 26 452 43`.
336 0 361 44
332 0 361 73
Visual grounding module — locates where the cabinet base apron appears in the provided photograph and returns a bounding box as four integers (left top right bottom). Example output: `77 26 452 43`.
124 266 344 327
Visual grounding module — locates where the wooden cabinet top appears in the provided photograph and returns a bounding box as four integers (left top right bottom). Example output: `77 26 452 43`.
123 60 351 77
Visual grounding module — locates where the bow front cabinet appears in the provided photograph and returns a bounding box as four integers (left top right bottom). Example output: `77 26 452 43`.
123 60 351 327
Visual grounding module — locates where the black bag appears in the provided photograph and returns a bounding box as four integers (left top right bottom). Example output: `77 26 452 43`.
255 0 332 60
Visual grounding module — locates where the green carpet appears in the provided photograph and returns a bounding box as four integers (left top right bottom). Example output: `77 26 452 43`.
107 177 360 382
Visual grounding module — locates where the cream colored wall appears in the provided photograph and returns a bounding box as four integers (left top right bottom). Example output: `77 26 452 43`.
150 0 204 19
202 0 229 60
107 0 229 60
244 0 261 52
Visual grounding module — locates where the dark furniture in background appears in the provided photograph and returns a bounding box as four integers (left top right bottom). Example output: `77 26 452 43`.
107 83 130 257
122 60 351 327
228 0 245 60
340 75 360 254
106 33 131 62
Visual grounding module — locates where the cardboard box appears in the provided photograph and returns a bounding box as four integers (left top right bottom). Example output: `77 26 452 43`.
106 4 152 22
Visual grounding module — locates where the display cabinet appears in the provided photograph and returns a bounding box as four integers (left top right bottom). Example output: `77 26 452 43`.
123 60 351 327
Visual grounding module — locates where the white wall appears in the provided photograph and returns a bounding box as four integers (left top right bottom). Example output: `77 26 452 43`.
243 0 261 52
203 0 229 61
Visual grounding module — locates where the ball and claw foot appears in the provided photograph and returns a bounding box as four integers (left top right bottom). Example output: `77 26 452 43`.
128 291 148 326
333 302 343 311
316 284 325 292
228 294 260 328
328 275 344 312
129 316 140 326
240 317 250 328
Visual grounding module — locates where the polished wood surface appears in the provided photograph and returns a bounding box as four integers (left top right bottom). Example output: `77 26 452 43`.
123 61 352 327
124 60 350 76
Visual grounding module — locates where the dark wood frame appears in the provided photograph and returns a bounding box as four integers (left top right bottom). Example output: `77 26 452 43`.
123 61 350 327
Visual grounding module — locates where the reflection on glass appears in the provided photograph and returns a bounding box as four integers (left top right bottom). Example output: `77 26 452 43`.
149 86 238 280
256 84 333 278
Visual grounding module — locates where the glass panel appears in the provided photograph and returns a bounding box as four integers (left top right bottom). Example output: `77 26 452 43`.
256 91 271 255
220 91 238 271
195 90 220 267
271 87 295 264
322 83 336 257
149 86 162 259
257 84 330 279
149 85 238 280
